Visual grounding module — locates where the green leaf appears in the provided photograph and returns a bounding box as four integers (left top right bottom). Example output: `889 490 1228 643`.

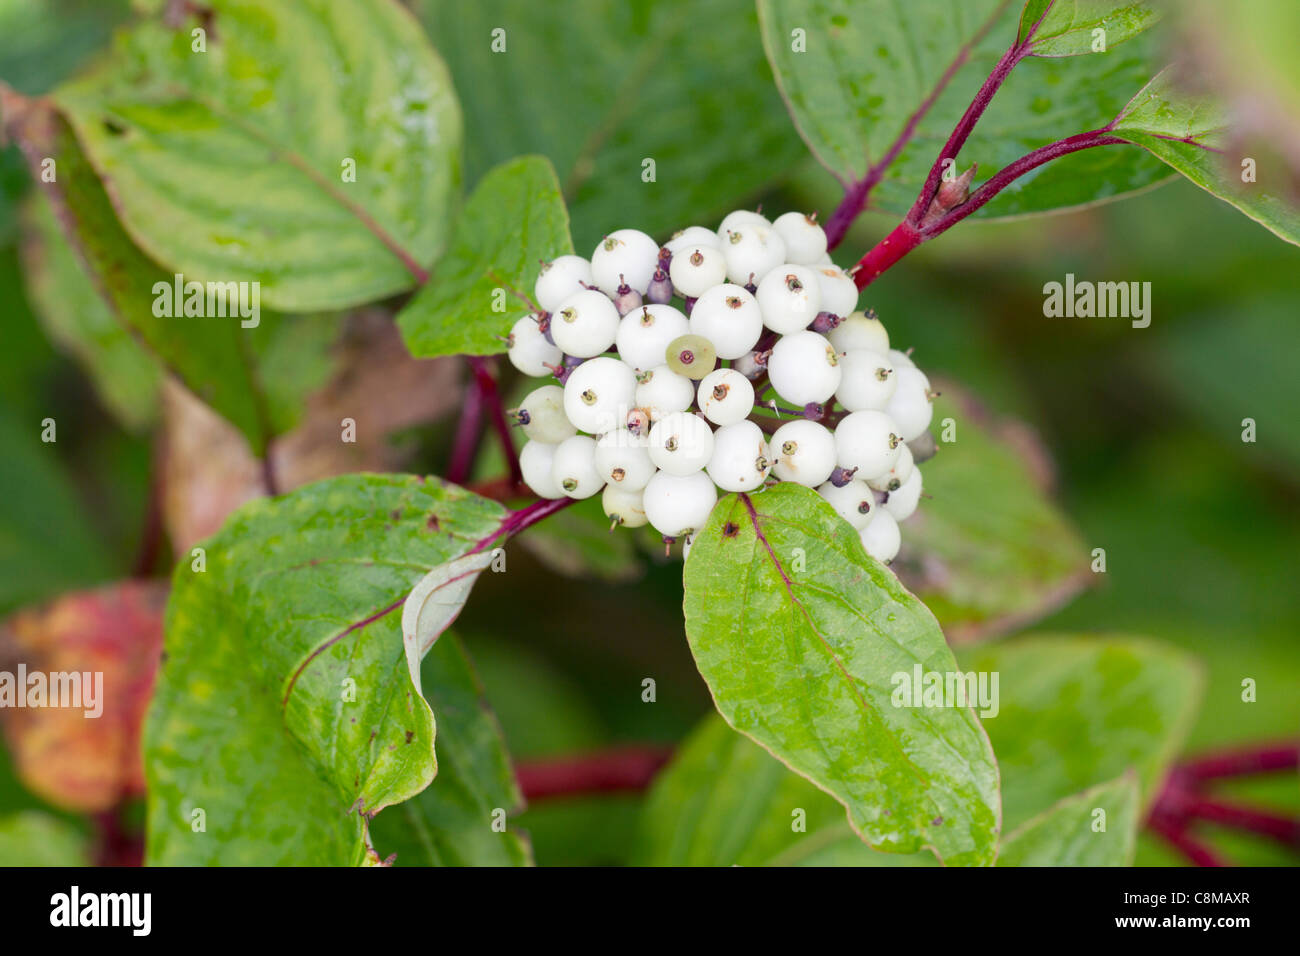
997 773 1139 866
19 192 160 430
0 408 112 614
682 483 1000 866
54 0 462 311
1020 0 1162 57
893 385 1091 643
957 634 1202 832
758 0 1170 218
14 110 273 451
1109 70 1300 245
399 156 572 358
368 634 531 866
0 0 130 96
636 713 912 866
412 0 807 251
145 474 506 865
0 811 91 866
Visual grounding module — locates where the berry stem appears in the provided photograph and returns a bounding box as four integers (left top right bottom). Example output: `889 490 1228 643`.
513 745 675 801
850 219 924 288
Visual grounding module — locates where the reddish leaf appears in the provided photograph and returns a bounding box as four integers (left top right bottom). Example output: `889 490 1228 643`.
0 581 166 812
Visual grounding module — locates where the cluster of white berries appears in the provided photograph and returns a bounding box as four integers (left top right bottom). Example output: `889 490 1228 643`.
506 209 937 564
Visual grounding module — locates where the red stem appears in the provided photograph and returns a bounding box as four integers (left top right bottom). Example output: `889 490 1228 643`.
907 40 1031 225
1180 742 1299 781
1145 813 1227 868
822 0 1015 250
469 356 523 488
851 219 924 288
445 368 485 485
471 494 575 554
1182 797 1300 849
851 129 1123 290
515 745 674 801
922 129 1127 233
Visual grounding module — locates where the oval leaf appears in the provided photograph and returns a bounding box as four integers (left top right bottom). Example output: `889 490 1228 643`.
957 634 1202 832
399 156 572 358
636 713 922 866
1110 69 1300 245
682 483 1000 866
997 773 1140 866
145 475 505 865
54 0 462 310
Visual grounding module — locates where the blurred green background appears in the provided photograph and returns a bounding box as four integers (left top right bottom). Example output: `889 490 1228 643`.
1 0 1296 866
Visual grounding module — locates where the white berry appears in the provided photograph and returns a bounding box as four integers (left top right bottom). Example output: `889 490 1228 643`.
602 483 649 528
828 310 890 354
615 304 689 371
768 330 841 406
706 420 771 492
594 428 656 491
516 385 576 444
756 264 823 334
507 314 562 377
772 212 828 265
817 478 877 530
859 509 900 563
889 347 916 369
697 368 755 426
720 224 787 286
551 289 620 358
716 209 772 238
688 283 763 359
648 410 714 476
835 348 897 412
669 245 727 298
867 441 914 492
535 255 594 314
883 467 922 522
884 366 934 441
591 229 660 296
665 226 721 255
770 420 836 487
563 356 637 434
551 435 604 499
635 365 695 421
834 409 902 480
519 440 564 499
643 470 718 538
813 264 859 317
